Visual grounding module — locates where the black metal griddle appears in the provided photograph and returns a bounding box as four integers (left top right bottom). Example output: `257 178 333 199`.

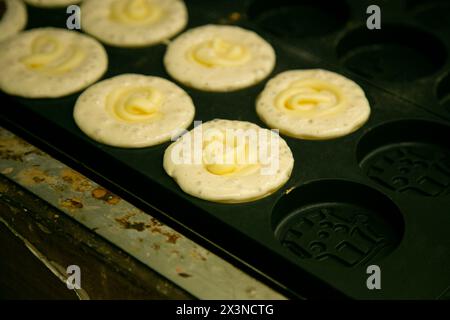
1 0 450 299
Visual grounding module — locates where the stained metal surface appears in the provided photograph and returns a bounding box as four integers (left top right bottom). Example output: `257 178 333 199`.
0 127 285 300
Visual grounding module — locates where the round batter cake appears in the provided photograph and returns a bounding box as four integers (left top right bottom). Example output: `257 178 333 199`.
0 27 108 98
256 69 371 140
0 0 27 43
164 24 276 92
164 119 294 203
81 0 188 47
74 74 195 148
24 0 81 7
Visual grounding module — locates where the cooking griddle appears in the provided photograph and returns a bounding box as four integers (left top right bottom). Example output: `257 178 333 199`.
1 0 450 299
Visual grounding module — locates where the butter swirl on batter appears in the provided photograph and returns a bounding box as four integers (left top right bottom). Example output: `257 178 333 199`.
81 0 187 47
256 69 371 140
73 74 195 148
106 86 163 122
163 119 294 203
189 38 250 68
164 25 275 91
0 28 107 98
110 0 162 25
21 35 85 75
275 80 345 118
201 129 259 176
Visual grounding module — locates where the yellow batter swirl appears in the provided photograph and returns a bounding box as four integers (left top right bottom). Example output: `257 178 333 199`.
202 130 260 176
275 80 345 118
106 86 163 122
189 38 250 68
110 0 162 25
21 35 85 75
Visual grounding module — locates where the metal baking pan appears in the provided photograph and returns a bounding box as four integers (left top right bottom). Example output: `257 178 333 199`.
1 0 450 299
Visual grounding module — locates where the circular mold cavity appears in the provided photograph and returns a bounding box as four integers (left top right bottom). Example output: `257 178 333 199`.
437 72 450 112
407 0 450 30
337 24 447 82
272 180 403 267
357 120 450 197
247 0 350 39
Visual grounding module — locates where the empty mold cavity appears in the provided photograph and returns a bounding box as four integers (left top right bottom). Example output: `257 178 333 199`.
437 72 450 112
272 180 403 267
357 120 450 197
247 0 350 38
337 24 447 81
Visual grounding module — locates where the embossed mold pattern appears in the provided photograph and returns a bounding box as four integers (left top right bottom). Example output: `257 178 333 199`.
273 181 404 267
362 144 450 197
